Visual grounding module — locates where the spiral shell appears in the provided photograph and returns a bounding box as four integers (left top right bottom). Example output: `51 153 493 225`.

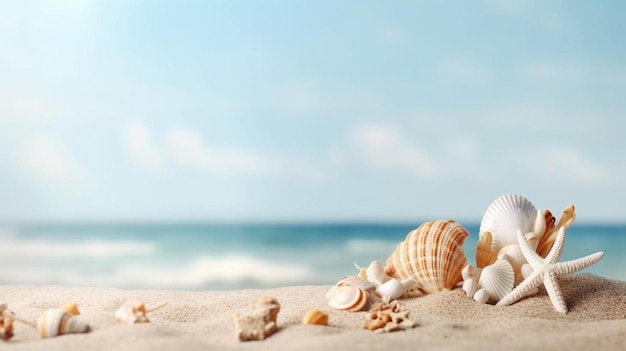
384 219 469 294
37 309 90 338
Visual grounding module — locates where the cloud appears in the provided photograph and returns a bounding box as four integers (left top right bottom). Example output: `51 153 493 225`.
269 80 325 112
350 124 437 178
517 145 610 185
166 128 273 175
124 121 165 170
14 135 84 182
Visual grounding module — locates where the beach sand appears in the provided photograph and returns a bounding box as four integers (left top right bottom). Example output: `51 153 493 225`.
1 274 625 350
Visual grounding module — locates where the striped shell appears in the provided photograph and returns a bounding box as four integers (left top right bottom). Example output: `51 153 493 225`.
384 220 469 294
37 309 90 338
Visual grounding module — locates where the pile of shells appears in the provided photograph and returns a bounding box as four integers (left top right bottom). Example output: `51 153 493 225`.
462 194 577 304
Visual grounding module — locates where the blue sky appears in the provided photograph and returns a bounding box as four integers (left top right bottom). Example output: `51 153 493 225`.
1 0 625 222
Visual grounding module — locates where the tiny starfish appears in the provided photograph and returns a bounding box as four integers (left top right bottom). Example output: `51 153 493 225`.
496 227 604 313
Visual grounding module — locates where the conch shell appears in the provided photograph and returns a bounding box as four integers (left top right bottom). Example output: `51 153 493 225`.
384 219 469 294
37 308 90 338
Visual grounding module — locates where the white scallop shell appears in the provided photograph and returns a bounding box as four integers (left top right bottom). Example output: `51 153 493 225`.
37 309 90 338
479 194 543 253
477 258 515 303
328 285 368 312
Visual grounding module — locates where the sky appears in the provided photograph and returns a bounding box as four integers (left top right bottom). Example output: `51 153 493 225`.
1 0 625 223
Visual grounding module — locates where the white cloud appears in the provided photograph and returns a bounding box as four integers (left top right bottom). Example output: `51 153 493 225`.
14 135 84 182
124 121 164 170
350 124 437 178
166 128 272 175
517 145 610 185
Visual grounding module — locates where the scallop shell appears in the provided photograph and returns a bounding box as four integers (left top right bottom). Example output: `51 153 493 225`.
37 309 90 338
479 194 545 253
328 285 368 312
477 257 514 303
301 309 328 326
384 219 469 294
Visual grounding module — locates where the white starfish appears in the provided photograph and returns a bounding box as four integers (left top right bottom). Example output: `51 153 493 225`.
496 227 604 313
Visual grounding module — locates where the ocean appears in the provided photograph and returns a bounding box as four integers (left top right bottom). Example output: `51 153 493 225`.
1 222 624 290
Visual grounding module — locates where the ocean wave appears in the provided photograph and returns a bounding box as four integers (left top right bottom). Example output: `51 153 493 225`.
0 254 315 290
0 235 157 258
345 238 398 256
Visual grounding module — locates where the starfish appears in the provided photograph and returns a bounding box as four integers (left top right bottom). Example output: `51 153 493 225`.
495 227 604 313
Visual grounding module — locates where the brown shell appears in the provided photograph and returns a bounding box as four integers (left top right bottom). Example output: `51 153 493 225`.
384 220 468 294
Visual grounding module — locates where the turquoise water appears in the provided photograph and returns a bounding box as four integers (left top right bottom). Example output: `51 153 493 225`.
0 222 623 290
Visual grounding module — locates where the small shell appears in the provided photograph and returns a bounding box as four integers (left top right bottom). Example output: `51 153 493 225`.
301 309 328 326
384 220 469 294
328 285 368 312
477 257 515 303
60 303 80 316
366 261 385 286
37 309 90 338
479 194 541 253
473 288 489 304
462 277 477 297
0 303 15 341
325 276 376 300
536 205 575 258
475 231 496 268
375 279 405 302
115 301 149 325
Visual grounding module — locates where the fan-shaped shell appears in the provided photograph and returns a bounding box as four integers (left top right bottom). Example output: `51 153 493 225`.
477 258 514 303
328 285 368 312
37 309 90 338
384 219 469 294
479 194 542 253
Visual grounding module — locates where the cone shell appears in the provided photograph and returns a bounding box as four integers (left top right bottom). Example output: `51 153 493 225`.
479 194 540 252
477 258 514 303
384 220 469 294
37 309 90 338
301 309 328 326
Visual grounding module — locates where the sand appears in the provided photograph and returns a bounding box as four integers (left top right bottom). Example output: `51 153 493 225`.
1 274 625 351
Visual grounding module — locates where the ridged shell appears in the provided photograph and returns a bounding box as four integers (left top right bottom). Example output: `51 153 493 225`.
301 309 328 326
479 194 542 253
384 220 469 294
477 258 514 303
328 285 368 312
37 309 90 338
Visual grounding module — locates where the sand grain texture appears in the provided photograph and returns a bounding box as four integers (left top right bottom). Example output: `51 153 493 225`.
1 274 625 350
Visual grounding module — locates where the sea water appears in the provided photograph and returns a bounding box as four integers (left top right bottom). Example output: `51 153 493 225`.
1 222 624 290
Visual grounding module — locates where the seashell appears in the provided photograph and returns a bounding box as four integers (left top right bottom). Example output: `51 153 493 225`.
462 277 478 298
384 219 469 294
366 261 385 286
301 309 328 326
473 288 489 304
115 301 167 325
475 231 496 268
37 309 90 338
325 275 376 300
0 303 15 341
536 205 575 258
477 257 514 303
479 194 545 253
328 285 368 312
60 303 80 316
375 278 414 303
